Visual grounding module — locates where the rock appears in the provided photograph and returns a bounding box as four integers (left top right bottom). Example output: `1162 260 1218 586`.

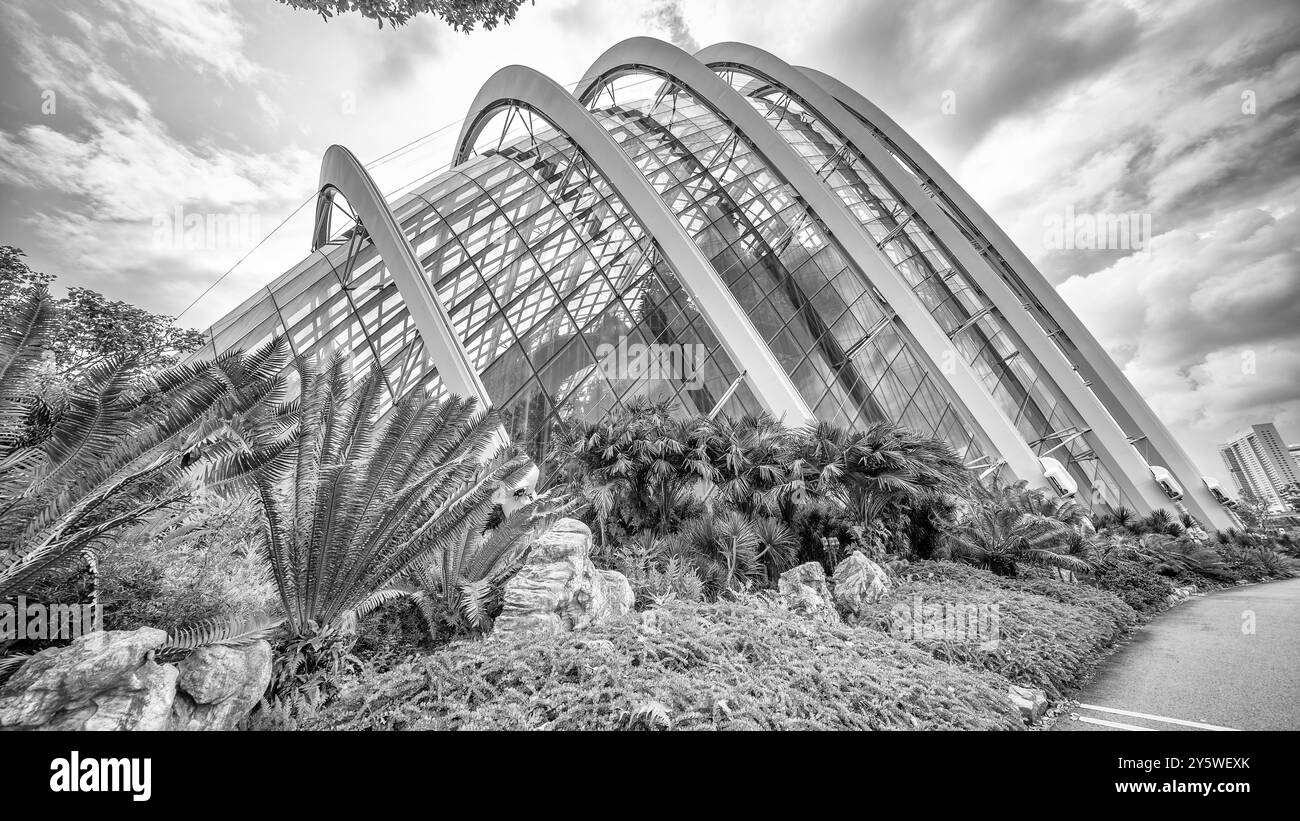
831 551 892 617
493 518 634 637
778 562 841 625
1008 684 1048 723
170 641 272 731
0 628 177 731
0 628 272 731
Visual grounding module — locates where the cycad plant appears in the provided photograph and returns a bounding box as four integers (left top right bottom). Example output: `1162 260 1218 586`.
0 287 290 603
405 492 576 639
946 476 1091 577
244 353 530 637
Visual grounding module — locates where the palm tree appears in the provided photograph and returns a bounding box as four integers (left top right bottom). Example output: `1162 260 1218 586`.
702 413 794 515
793 420 970 533
679 511 766 596
947 477 1091 577
0 287 290 602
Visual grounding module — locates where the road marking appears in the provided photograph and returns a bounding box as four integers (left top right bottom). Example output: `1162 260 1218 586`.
1077 703 1239 731
1076 715 1155 731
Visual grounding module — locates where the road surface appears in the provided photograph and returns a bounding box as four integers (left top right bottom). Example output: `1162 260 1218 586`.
1054 577 1300 731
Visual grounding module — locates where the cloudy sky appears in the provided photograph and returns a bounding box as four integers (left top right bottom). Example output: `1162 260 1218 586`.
0 0 1297 477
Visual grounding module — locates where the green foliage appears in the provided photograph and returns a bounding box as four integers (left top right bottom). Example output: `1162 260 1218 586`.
0 286 290 601
239 353 531 638
307 599 1023 730
866 561 1138 698
0 246 203 381
274 0 533 29
405 494 576 639
945 477 1094 577
158 613 284 660
91 491 278 633
547 404 972 581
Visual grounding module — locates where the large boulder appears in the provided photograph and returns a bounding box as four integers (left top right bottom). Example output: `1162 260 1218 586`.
0 628 272 731
493 518 634 637
831 551 891 618
778 562 841 625
170 641 272 731
0 628 177 731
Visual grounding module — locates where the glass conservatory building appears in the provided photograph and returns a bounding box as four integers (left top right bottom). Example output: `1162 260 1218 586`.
191 38 1236 529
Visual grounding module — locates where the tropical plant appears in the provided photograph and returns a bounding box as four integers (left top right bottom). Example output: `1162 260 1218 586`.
0 287 290 605
792 420 971 538
405 492 576 639
243 353 531 637
945 477 1091 577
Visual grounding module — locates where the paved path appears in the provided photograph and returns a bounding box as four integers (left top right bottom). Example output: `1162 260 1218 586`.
1054 578 1300 731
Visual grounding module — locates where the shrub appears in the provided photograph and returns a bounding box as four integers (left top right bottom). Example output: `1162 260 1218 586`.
95 491 276 633
307 599 1023 731
859 561 1137 698
1084 560 1177 615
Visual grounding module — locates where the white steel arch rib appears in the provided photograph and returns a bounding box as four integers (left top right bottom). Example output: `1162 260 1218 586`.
454 64 815 425
314 144 492 412
573 36 1046 486
694 41 1180 520
795 67 1233 529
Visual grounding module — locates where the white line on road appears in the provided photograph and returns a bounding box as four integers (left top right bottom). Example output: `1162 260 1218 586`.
1076 715 1155 731
1077 703 1239 731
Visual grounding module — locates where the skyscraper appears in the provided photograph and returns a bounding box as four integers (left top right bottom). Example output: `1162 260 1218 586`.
1218 423 1300 511
186 37 1238 529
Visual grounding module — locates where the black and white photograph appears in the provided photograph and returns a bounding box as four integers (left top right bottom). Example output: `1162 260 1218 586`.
0 0 1296 803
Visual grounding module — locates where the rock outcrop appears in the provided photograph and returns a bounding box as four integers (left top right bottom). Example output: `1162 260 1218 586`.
493 518 634 637
777 562 841 625
830 551 892 618
0 628 272 731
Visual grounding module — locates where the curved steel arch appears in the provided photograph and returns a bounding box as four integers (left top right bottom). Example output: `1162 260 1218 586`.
694 41 1177 519
313 144 491 412
573 36 1045 484
454 65 813 424
795 67 1232 529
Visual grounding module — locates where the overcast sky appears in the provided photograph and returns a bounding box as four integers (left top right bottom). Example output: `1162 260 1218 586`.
0 0 1297 479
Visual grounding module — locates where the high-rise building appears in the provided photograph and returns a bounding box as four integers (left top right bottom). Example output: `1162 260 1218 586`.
1218 423 1300 511
186 38 1237 529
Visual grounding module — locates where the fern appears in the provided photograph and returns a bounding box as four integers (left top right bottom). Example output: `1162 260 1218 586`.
158 613 285 659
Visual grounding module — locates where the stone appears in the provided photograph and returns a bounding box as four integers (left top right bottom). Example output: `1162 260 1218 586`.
493 518 635 637
170 641 272 731
778 562 841 625
0 628 177 731
831 551 892 617
1008 684 1048 723
0 628 272 731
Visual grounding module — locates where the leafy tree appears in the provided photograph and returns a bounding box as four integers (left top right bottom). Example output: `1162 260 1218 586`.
1279 482 1300 513
275 0 534 29
0 245 204 380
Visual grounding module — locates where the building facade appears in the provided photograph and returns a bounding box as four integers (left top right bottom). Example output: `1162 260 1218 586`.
1218 423 1300 512
189 38 1237 529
